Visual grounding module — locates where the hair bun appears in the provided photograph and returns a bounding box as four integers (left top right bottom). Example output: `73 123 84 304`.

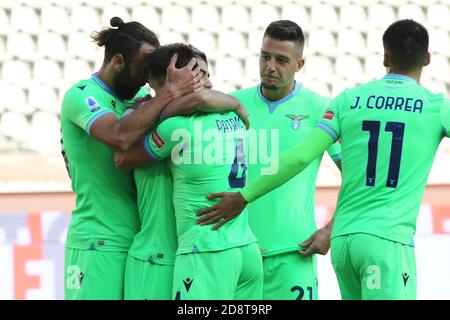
110 17 124 28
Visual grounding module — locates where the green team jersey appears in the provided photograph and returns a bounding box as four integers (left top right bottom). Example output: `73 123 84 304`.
145 111 257 255
128 154 177 265
318 74 450 246
231 83 341 256
60 74 148 251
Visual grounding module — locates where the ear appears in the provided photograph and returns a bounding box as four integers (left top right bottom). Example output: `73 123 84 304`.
111 54 126 72
296 58 305 72
423 52 431 67
383 52 389 68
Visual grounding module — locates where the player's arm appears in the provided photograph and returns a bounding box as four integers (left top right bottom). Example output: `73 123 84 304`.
90 56 202 152
162 90 250 129
114 139 154 170
196 128 335 229
327 142 342 172
442 98 450 138
114 118 181 170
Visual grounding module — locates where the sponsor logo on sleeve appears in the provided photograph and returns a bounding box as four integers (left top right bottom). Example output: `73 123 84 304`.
152 130 165 148
323 110 334 120
84 96 101 112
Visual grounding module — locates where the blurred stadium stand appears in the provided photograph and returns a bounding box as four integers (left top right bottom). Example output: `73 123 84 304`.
0 0 449 156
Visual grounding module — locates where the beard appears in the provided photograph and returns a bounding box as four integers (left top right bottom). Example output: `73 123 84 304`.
114 66 141 100
260 80 279 90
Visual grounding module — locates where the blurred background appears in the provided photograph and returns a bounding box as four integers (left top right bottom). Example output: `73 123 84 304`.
0 0 450 299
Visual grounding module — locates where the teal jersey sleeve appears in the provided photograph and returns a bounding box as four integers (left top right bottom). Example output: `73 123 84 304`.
316 91 346 142
62 87 114 135
312 92 342 161
327 141 342 162
144 117 183 160
442 98 450 137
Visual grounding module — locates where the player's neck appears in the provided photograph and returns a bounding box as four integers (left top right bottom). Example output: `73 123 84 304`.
96 66 119 95
387 69 421 84
261 82 295 102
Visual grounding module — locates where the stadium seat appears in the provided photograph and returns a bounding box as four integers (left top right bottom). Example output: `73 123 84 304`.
212 80 237 94
398 4 426 25
301 79 331 98
130 6 160 31
331 80 355 97
0 112 30 142
0 83 28 113
0 133 20 151
37 32 67 61
157 31 185 44
244 55 259 82
33 59 63 87
364 54 384 80
303 56 334 80
6 32 36 61
41 6 71 34
335 55 364 82
428 28 450 54
217 30 247 57
307 29 337 56
28 112 61 153
426 4 450 30
222 4 251 31
161 6 190 32
10 6 40 34
367 4 396 30
214 57 244 83
339 4 367 30
24 0 52 8
2 59 32 87
249 5 279 30
70 5 101 32
337 29 366 56
247 29 264 55
67 33 98 61
101 5 130 27
188 31 217 58
425 55 450 82
0 8 10 35
28 84 59 114
366 29 384 54
280 4 310 27
83 0 111 9
310 4 338 30
421 79 448 96
63 59 93 85
191 5 220 32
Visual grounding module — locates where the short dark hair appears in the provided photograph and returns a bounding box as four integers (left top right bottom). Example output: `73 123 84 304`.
144 43 207 80
263 20 305 49
383 19 429 70
91 16 160 65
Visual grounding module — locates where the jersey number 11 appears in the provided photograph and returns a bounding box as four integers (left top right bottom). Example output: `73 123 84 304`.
362 120 405 188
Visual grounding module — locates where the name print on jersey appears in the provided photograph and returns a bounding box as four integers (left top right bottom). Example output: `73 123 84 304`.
350 95 424 113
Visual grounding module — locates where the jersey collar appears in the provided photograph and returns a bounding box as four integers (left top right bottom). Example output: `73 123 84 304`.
257 81 300 113
91 73 121 99
383 74 418 84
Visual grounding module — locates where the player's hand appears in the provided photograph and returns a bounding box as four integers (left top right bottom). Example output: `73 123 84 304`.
196 192 248 230
298 226 332 256
166 53 203 97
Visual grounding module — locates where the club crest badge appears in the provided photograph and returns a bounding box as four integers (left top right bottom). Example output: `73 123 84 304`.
285 114 309 130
